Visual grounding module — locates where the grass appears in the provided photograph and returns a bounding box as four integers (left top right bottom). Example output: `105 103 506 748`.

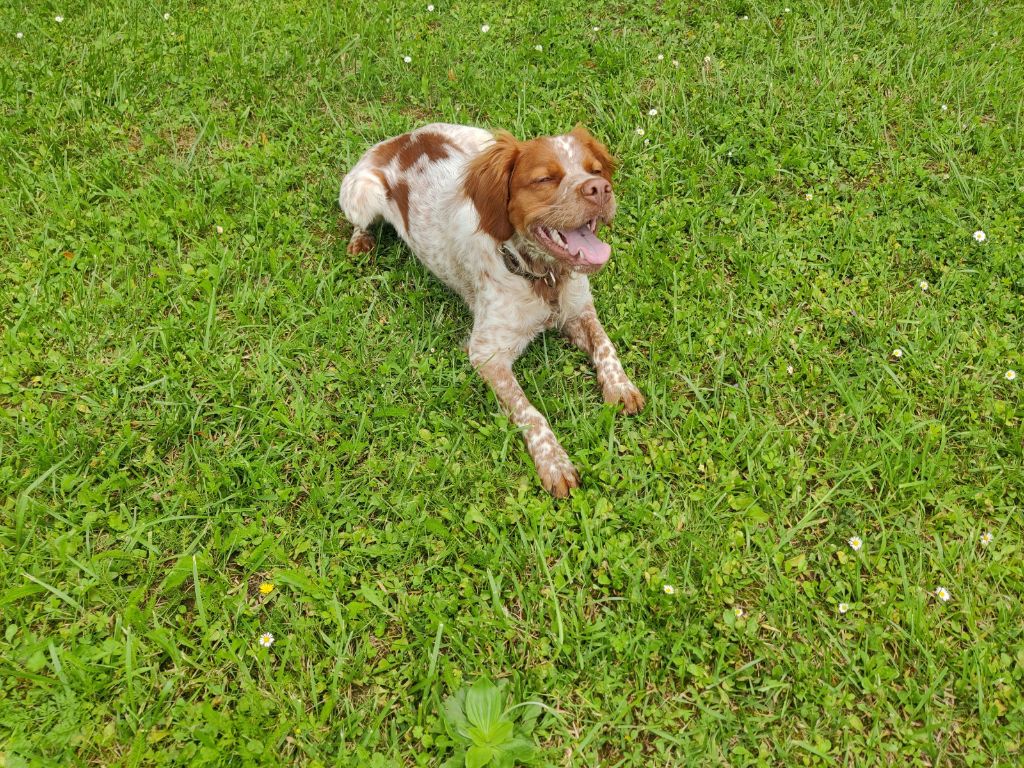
1 0 1022 765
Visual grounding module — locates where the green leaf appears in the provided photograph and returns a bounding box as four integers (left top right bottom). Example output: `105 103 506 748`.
442 689 470 738
465 677 502 733
465 745 495 768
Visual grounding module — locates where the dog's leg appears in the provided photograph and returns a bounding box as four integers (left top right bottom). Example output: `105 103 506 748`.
469 342 580 498
562 304 645 414
339 167 386 255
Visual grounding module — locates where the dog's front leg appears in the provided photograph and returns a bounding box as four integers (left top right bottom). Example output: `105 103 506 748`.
469 343 580 498
561 303 645 414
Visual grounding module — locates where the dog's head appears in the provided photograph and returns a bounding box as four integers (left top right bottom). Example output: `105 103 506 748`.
463 126 617 274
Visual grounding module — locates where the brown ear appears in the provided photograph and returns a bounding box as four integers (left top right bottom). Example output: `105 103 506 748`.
464 131 520 241
571 125 617 180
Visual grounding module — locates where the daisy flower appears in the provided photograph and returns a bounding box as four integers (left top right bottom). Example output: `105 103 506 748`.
592 26 600 32
891 348 903 359
784 7 791 12
163 12 170 20
786 364 794 375
935 586 951 602
16 31 24 39
534 44 542 51
973 230 986 242
838 602 849 614
663 584 675 595
259 582 275 595
1005 370 1017 381
980 531 993 547
657 54 664 61
648 108 658 116
403 55 412 63
258 632 275 648
804 192 813 200
740 15 749 21
215 225 224 234
848 535 863 552
672 59 679 68
733 607 745 618
480 24 490 33
635 128 645 136
941 104 948 111
55 15 64 23
919 280 929 291
427 3 434 10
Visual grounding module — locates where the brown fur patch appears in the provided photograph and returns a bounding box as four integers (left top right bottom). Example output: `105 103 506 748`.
463 132 520 241
372 133 412 166
397 131 455 170
389 179 411 231
570 125 616 181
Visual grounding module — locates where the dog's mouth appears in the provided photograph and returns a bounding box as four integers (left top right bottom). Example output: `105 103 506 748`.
531 219 612 271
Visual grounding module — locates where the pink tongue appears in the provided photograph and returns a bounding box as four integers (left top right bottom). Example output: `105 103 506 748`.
560 226 611 265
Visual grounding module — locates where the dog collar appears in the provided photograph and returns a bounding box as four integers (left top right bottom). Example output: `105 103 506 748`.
500 244 556 287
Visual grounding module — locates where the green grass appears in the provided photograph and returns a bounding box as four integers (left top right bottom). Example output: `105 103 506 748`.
1 0 1023 765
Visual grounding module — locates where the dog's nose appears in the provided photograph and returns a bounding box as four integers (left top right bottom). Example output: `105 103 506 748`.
579 178 611 206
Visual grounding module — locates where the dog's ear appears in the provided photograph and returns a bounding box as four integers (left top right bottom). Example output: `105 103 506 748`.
464 131 520 242
571 125 616 181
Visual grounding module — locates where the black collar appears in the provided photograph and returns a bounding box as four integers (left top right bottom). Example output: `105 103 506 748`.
500 245 556 287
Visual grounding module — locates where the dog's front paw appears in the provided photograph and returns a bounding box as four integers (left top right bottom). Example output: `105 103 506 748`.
604 382 645 415
536 452 581 498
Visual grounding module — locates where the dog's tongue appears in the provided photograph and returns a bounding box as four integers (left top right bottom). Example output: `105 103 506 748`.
561 226 611 265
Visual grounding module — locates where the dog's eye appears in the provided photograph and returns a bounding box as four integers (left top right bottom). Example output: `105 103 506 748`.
533 176 555 185
589 166 603 175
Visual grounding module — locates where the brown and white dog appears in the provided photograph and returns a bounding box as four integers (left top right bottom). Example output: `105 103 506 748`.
339 124 644 497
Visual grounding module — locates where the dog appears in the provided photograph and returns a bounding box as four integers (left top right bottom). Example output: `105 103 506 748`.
339 124 644 497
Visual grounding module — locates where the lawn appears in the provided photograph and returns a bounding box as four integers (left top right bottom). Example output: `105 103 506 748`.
2 0 1023 765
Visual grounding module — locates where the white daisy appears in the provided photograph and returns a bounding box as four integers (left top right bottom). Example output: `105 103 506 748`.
741 15 749 21
592 26 600 32
891 348 903 359
534 44 542 51
54 15 64 23
643 138 650 146
427 4 434 10
657 54 664 61
480 24 490 33
648 108 658 116
663 584 675 595
786 365 794 375
163 12 170 20
848 535 863 552
919 280 929 291
16 31 23 39
403 55 412 63
215 225 224 234
258 632 275 648
733 607 745 618
635 127 645 136
804 192 813 200
973 230 986 242
980 531 993 547
672 59 679 68
935 586 951 602
784 7 791 12
838 602 849 614
1005 370 1017 381
941 104 948 111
